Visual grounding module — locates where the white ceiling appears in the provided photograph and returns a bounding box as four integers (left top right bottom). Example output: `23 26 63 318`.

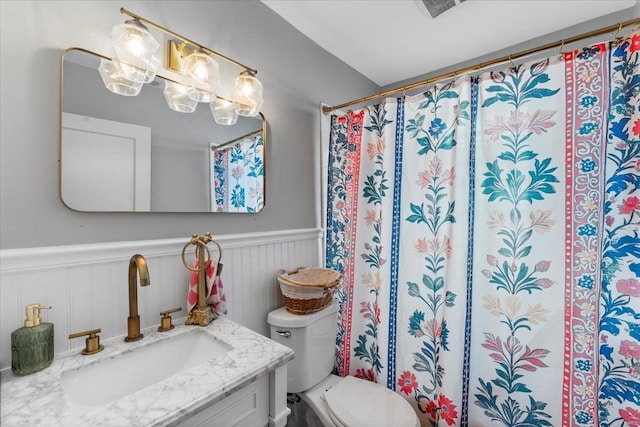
262 0 638 87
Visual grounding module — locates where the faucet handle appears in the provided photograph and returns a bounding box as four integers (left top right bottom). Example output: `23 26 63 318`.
69 328 104 355
158 307 182 332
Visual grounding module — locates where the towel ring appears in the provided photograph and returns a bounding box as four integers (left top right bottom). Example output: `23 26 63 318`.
181 232 223 272
181 239 210 272
202 231 223 264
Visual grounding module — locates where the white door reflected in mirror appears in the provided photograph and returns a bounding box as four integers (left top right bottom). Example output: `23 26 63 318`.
61 113 151 212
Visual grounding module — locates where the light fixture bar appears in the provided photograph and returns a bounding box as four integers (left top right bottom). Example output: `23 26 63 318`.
120 7 258 75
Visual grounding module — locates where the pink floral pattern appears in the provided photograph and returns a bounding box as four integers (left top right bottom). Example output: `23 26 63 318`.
619 341 640 360
619 196 640 215
620 407 640 427
616 279 640 297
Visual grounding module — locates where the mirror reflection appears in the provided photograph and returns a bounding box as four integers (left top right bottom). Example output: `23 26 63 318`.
60 48 265 213
211 131 264 212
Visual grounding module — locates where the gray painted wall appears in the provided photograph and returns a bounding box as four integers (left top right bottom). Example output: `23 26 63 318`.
0 0 379 249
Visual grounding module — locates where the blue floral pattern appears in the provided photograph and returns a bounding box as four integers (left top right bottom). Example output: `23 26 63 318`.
598 31 640 427
210 135 264 212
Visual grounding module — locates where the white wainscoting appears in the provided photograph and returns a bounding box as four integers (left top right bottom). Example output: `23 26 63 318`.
0 228 322 372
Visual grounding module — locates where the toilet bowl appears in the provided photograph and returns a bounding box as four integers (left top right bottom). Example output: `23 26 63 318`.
268 303 419 427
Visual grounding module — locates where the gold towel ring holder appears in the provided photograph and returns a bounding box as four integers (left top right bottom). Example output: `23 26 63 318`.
202 232 223 265
181 233 223 273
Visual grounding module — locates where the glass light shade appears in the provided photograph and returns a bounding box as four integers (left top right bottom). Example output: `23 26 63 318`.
181 52 220 103
114 52 160 84
233 71 263 117
210 98 239 125
163 81 198 113
98 59 144 96
111 20 160 83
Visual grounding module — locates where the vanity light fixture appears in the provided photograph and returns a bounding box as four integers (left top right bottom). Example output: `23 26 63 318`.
210 98 239 125
110 18 160 83
100 8 263 124
163 80 198 113
181 51 220 103
233 70 264 117
98 58 144 96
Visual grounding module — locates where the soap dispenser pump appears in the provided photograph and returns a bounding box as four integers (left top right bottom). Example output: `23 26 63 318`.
11 304 54 376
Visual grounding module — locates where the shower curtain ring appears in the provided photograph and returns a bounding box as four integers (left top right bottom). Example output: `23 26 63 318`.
508 55 516 71
558 39 565 55
613 22 623 40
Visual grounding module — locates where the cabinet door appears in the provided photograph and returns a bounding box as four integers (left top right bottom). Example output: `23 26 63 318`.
178 374 269 427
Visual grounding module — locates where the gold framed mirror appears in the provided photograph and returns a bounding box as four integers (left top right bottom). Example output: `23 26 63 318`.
59 47 266 213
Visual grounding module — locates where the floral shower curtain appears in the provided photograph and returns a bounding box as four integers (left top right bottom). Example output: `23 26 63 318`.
325 31 639 426
211 134 264 212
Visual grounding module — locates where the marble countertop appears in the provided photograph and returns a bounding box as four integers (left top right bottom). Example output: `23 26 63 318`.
1 316 295 426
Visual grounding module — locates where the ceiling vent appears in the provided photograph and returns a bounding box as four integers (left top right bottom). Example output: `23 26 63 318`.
420 0 466 18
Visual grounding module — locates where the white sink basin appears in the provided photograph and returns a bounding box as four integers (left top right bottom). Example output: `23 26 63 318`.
61 329 230 411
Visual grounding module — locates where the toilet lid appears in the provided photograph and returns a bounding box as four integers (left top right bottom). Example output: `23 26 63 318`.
322 376 417 427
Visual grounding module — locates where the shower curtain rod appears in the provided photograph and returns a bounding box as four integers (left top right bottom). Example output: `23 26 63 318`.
322 17 640 115
211 129 263 152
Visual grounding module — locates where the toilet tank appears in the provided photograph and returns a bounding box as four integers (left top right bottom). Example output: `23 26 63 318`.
267 303 339 393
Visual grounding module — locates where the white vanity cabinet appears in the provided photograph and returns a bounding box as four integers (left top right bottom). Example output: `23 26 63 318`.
178 364 289 427
178 374 268 427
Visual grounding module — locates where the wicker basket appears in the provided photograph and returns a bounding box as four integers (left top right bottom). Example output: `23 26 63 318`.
277 267 342 315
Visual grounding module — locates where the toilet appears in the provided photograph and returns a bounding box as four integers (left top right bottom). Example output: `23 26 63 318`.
268 303 419 427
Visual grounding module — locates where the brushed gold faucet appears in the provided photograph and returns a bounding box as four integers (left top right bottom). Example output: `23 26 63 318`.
125 254 150 342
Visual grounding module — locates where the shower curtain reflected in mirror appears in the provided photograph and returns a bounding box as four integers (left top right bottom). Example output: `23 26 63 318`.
211 134 264 212
325 30 639 426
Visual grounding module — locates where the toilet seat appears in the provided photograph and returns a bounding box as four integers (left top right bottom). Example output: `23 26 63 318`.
321 376 418 427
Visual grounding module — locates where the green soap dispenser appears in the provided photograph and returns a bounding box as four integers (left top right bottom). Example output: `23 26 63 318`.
11 304 54 376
